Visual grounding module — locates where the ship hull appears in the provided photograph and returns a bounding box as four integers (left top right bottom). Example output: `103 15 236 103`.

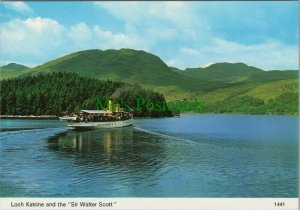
66 118 133 130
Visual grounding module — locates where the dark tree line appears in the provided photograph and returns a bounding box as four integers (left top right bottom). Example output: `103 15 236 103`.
0 72 172 117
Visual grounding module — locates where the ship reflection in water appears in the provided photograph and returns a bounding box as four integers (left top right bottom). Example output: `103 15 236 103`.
47 127 169 196
55 128 132 159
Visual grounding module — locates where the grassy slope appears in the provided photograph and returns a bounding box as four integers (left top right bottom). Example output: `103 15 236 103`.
18 49 229 100
198 79 298 103
182 62 298 84
248 70 298 82
183 62 263 83
0 63 29 80
1 49 298 113
169 67 184 74
179 63 298 112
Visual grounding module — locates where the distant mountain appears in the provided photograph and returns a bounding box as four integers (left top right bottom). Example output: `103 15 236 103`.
20 49 228 100
182 62 259 83
1 49 298 111
169 66 183 74
1 63 29 71
3 51 298 87
0 63 29 80
248 70 298 82
182 62 298 83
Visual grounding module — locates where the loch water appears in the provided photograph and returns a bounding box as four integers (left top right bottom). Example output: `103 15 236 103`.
0 114 298 197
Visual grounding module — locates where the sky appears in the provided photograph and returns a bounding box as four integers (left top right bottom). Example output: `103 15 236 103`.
0 1 298 70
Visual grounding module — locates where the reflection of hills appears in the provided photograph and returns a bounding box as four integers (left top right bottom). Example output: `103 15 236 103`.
47 127 166 176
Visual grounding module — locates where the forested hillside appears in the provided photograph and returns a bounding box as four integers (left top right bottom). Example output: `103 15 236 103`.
0 72 172 117
1 49 228 99
1 48 298 115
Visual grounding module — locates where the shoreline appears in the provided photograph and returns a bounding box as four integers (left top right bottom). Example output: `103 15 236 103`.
0 112 298 120
0 115 58 119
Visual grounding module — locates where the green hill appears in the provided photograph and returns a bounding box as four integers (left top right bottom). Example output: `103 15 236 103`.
182 62 298 83
0 63 29 79
197 79 298 114
0 72 172 117
183 62 263 83
248 70 298 82
1 63 29 71
19 49 229 100
1 49 298 114
169 66 184 74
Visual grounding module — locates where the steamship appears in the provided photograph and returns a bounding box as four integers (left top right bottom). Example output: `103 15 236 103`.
59 101 133 129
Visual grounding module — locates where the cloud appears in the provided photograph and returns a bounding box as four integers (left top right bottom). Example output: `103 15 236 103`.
94 2 298 46
169 38 298 70
180 48 201 56
1 17 65 64
3 2 33 14
95 2 193 25
2 16 298 70
94 2 210 40
93 25 148 50
206 38 298 70
95 1 298 70
68 23 92 41
1 2 298 71
67 22 149 50
1 17 149 66
165 59 184 68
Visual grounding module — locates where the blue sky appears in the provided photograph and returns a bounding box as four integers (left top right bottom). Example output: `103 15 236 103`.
0 1 298 70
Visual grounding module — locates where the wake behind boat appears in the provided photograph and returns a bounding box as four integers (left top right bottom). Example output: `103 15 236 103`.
59 109 133 130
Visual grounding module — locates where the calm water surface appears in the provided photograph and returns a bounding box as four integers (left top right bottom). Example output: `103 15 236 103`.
0 115 298 197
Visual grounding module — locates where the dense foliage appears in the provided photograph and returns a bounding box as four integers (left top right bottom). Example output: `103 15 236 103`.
0 49 299 117
205 92 298 115
0 72 172 117
1 50 298 105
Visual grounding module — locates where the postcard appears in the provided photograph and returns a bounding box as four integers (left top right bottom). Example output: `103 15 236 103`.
0 1 298 210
